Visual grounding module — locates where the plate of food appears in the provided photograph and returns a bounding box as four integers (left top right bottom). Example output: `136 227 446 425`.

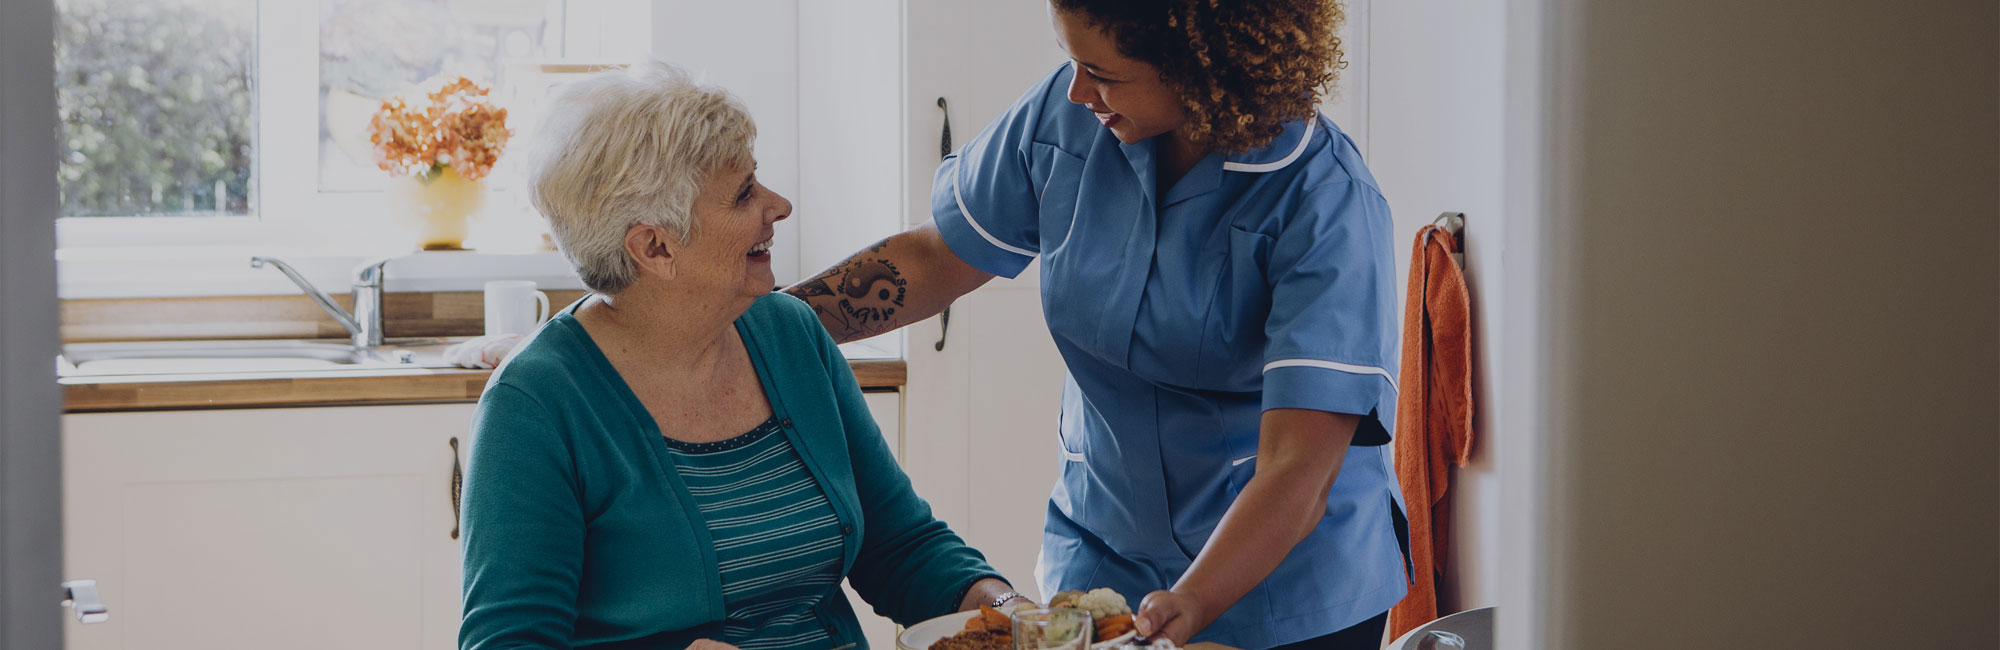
896 588 1140 650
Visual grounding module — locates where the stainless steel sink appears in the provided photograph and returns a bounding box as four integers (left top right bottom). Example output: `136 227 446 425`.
58 338 463 378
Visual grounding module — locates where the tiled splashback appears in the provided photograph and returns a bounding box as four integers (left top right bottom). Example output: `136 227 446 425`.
60 290 590 343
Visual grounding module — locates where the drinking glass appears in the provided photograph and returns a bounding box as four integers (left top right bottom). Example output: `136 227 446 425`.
1011 608 1094 650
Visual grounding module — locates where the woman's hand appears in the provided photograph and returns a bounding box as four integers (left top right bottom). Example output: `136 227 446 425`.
957 577 1028 612
1133 589 1209 646
687 639 741 650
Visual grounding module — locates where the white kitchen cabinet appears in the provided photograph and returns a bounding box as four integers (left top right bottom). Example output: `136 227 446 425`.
63 404 475 650
65 391 906 650
863 389 903 462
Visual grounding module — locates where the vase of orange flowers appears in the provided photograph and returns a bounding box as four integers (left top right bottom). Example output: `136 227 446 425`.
368 77 512 251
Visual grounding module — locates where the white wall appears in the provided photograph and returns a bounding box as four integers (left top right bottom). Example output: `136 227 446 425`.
1536 0 1999 648
797 0 902 278
653 0 915 287
1496 0 1555 647
654 0 909 287
1362 0 1509 614
652 0 803 283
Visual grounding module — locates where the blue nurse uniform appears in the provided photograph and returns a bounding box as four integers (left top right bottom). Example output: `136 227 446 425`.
931 64 1410 650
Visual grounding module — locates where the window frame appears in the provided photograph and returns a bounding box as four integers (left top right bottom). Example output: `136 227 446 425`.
59 1 316 248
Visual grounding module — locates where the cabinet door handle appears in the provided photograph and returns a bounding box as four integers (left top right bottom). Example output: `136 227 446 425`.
62 579 109 624
449 437 463 540
935 97 954 352
937 96 952 159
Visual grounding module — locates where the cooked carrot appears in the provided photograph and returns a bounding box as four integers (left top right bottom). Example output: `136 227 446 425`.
1095 613 1134 639
981 605 1011 631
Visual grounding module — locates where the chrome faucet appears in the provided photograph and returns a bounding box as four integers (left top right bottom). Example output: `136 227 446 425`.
249 256 393 350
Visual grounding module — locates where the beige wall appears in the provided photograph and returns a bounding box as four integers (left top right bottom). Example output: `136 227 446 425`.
1541 1 1999 648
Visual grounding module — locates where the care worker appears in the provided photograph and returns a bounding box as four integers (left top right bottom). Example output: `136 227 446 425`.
785 2 1407 649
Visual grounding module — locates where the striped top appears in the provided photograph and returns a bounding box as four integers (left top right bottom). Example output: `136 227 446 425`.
666 418 846 650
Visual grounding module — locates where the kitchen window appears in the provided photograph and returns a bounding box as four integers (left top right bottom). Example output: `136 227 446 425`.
55 0 257 220
53 0 649 252
51 0 899 302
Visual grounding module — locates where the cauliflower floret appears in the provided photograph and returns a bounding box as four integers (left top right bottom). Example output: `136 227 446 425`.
1072 587 1131 619
1047 590 1085 610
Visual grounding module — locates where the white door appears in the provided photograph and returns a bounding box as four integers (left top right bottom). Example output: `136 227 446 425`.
898 0 1073 603
63 405 475 650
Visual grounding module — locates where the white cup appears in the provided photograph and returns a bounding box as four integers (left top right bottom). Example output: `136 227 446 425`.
484 280 550 337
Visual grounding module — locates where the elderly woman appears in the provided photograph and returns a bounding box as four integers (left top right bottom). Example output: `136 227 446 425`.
459 61 1022 650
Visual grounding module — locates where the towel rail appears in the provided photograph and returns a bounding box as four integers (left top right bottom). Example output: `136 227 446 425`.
1432 211 1465 235
1431 212 1466 268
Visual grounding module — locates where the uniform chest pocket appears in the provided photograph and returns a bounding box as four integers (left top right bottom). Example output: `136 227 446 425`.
1038 145 1121 364
1195 226 1275 389
1030 143 1085 242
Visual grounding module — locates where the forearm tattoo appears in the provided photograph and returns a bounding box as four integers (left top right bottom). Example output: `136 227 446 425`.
787 239 907 341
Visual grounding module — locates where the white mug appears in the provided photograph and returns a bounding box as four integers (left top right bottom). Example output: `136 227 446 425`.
484 280 550 337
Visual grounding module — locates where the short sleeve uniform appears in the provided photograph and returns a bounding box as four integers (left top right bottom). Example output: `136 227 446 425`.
931 64 1410 650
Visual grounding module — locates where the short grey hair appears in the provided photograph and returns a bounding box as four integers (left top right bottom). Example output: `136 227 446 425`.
526 61 756 294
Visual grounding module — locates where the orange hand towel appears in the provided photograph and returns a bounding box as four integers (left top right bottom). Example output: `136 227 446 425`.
1387 224 1475 640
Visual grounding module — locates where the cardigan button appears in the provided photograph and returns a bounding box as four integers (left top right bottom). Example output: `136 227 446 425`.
840 524 854 535
780 418 794 428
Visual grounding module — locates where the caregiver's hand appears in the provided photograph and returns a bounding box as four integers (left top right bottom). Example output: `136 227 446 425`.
1144 409 1361 644
687 639 741 650
1134 589 1207 646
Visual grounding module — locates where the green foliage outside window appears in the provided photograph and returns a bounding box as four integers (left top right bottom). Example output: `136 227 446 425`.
55 0 255 217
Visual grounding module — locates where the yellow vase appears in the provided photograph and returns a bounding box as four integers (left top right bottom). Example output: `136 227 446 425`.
390 166 487 251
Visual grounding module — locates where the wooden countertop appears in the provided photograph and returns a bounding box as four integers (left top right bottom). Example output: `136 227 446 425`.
63 359 906 413
59 290 905 412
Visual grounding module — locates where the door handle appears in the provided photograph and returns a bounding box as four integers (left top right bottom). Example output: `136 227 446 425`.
935 97 954 352
450 436 463 540
62 579 109 624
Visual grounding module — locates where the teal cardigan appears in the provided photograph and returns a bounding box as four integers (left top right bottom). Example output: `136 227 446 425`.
460 294 1000 650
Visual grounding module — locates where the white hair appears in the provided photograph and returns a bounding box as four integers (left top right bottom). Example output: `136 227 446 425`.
526 61 756 294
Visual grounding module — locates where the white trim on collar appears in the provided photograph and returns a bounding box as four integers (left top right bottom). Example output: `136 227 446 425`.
1222 118 1317 173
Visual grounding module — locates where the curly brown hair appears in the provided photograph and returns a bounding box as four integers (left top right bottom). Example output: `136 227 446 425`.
1051 0 1346 154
